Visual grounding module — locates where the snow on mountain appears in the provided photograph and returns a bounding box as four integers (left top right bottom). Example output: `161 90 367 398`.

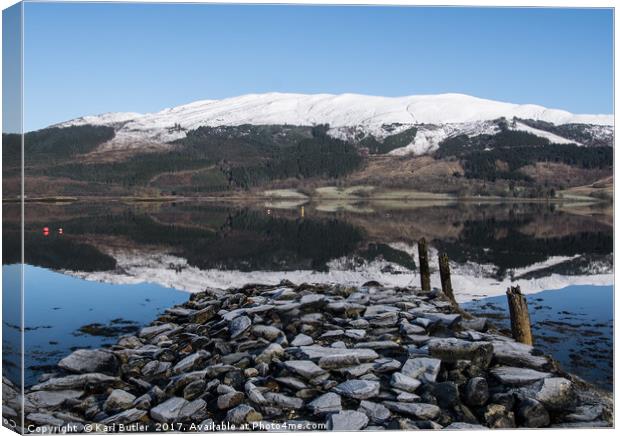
55 92 614 154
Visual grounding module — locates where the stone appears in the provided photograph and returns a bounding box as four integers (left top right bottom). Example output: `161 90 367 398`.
383 402 441 420
226 404 263 425
339 363 374 378
320 329 344 338
132 394 151 410
183 380 206 400
308 392 342 415
318 354 360 369
173 350 210 374
275 377 307 390
431 381 460 408
263 392 304 410
445 422 488 429
139 323 176 339
244 381 267 406
290 333 313 347
101 408 146 425
291 346 378 362
428 338 493 367
401 358 441 383
373 358 402 373
217 392 245 410
103 389 136 413
229 316 252 338
464 377 489 406
328 410 369 430
141 361 171 378
492 341 549 370
565 405 603 422
26 413 65 427
150 397 189 423
390 372 421 393
491 366 552 386
400 320 426 335
358 400 391 424
517 398 550 428
252 325 284 341
255 343 285 364
189 306 218 324
333 380 380 400
58 349 119 375
31 373 119 391
25 390 83 409
365 311 399 327
355 341 401 350
521 377 574 411
179 399 208 421
484 404 516 428
299 294 327 308
283 360 326 379
345 329 366 340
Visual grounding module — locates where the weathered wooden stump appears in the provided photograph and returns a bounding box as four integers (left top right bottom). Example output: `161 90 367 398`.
438 252 455 303
506 285 533 345
418 238 430 291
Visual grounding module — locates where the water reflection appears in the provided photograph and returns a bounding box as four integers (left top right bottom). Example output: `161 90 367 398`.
1 199 613 387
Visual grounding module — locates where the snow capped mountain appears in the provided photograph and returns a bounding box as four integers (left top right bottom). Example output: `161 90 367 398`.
54 92 614 154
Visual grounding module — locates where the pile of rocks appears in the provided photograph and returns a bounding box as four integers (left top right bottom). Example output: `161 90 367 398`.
4 282 612 432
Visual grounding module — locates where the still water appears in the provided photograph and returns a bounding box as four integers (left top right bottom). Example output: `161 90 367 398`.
2 199 613 389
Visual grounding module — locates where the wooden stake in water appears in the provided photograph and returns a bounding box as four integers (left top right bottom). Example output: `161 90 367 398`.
506 285 533 345
438 253 455 303
418 238 430 291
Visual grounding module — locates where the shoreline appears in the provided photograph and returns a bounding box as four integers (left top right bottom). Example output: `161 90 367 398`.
4 281 612 432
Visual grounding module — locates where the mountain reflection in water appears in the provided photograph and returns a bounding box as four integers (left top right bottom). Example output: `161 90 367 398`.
2 199 613 387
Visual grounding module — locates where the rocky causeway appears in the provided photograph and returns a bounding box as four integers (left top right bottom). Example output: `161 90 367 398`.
3 281 613 432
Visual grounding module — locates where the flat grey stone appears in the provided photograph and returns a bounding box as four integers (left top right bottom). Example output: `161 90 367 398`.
229 316 252 338
58 349 119 375
103 389 136 413
290 333 313 347
150 397 189 423
31 373 119 391
226 404 263 425
333 379 380 399
290 346 378 362
173 350 210 374
401 358 441 383
141 360 171 377
25 390 83 409
217 392 245 410
391 372 422 393
328 410 369 430
139 323 176 339
283 360 326 379
358 400 391 424
263 392 304 409
383 401 441 420
101 408 147 425
252 325 284 341
491 366 552 386
492 341 549 370
308 392 342 415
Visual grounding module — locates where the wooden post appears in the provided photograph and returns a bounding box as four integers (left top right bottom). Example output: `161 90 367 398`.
418 238 430 291
506 286 533 345
438 253 455 303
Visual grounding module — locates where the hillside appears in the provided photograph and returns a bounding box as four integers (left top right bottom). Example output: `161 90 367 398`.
3 93 613 199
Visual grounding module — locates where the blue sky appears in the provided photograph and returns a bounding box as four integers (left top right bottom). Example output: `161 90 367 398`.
16 3 614 131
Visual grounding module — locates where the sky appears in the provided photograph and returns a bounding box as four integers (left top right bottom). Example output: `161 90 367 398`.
9 3 615 131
